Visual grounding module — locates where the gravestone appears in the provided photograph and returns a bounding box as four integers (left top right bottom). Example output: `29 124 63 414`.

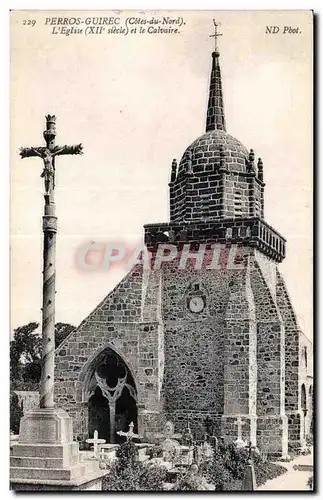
197 435 213 463
154 421 182 464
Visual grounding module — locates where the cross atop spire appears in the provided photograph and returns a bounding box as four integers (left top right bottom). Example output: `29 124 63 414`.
209 20 223 54
206 20 226 133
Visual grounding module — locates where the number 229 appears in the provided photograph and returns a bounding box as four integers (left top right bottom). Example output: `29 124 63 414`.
23 20 36 27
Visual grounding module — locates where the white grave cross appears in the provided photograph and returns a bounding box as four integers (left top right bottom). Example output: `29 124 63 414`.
86 429 106 459
234 416 247 448
117 421 142 441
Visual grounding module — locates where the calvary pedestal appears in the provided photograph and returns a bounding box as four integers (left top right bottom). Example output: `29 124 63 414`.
10 408 107 490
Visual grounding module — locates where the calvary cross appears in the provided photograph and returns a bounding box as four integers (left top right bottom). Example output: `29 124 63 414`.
20 115 83 201
19 115 83 409
209 20 223 53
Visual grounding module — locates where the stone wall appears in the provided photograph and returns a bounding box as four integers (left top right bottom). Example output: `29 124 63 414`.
53 243 311 455
275 268 304 450
54 265 163 441
250 259 288 455
161 260 232 420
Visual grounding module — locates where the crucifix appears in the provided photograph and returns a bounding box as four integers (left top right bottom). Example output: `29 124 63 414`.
209 19 223 53
19 115 83 409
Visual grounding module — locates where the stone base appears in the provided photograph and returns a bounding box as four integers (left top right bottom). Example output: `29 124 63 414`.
10 469 107 491
287 412 306 452
10 406 107 490
18 407 73 444
11 442 79 470
256 415 288 457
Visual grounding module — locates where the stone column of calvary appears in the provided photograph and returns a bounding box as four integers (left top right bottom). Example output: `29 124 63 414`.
20 115 83 408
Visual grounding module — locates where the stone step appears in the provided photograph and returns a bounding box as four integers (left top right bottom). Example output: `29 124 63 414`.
11 442 79 459
10 454 78 469
293 464 313 471
10 464 86 482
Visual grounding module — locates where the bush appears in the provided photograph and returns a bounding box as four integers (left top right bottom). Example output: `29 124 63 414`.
172 470 214 491
10 392 23 434
201 442 287 491
115 440 139 472
201 452 235 490
308 475 313 490
102 440 167 491
254 461 287 486
306 434 313 446
102 439 288 491
137 464 167 491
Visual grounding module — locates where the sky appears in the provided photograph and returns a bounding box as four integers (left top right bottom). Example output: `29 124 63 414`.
10 9 313 338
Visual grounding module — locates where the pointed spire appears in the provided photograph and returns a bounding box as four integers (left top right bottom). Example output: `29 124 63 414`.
206 23 226 133
206 51 226 133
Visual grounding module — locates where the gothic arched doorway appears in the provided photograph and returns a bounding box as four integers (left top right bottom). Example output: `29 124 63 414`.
87 348 138 443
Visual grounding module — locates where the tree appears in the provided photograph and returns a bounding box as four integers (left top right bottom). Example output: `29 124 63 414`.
10 321 76 390
102 441 167 491
10 321 76 432
10 322 40 390
10 392 23 434
55 322 75 348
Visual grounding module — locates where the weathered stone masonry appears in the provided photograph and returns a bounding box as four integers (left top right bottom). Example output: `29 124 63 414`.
55 46 312 454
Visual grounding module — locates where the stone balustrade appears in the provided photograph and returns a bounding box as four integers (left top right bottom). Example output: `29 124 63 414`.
144 217 286 263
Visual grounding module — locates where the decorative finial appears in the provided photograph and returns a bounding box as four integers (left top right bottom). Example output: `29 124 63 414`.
187 150 193 175
257 157 263 181
44 115 57 144
170 158 177 183
248 149 255 171
45 114 56 124
209 20 223 55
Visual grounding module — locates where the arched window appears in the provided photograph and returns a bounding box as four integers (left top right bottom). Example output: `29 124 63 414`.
301 384 307 411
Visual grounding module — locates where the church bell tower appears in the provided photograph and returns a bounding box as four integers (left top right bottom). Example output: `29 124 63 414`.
143 28 289 456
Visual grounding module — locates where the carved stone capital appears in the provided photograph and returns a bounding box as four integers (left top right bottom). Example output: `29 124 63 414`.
42 215 57 233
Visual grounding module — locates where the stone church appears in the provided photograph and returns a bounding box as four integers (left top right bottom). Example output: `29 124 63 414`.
54 45 313 456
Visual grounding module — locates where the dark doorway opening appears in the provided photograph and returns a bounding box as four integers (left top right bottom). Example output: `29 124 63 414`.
86 348 137 443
